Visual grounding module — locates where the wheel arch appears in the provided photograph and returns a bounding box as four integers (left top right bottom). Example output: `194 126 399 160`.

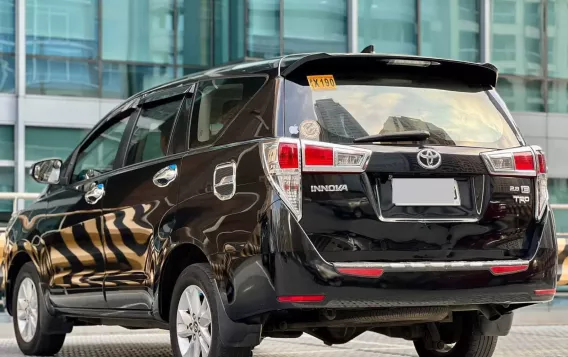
5 252 34 316
158 243 209 322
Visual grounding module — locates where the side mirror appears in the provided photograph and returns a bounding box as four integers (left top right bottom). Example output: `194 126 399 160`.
30 159 63 185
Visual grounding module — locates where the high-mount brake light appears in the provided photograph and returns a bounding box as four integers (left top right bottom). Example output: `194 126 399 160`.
261 139 372 221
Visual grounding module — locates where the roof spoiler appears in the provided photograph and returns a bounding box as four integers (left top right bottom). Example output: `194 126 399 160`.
279 53 499 87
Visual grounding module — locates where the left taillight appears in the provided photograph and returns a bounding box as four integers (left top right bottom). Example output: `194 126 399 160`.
261 139 303 219
261 139 372 220
481 146 549 221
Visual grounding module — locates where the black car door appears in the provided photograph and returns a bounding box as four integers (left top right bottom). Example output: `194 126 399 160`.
43 110 134 309
101 88 189 310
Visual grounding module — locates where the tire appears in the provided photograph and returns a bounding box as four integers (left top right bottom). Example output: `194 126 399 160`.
414 316 498 357
12 262 66 356
169 263 252 357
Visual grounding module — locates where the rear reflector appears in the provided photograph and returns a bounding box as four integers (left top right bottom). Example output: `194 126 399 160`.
337 267 384 278
277 295 325 303
305 145 333 166
489 265 529 275
534 289 556 296
278 142 299 169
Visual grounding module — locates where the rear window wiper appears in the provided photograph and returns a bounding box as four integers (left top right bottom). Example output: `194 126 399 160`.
353 130 430 143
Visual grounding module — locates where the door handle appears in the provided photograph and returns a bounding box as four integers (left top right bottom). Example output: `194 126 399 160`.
85 183 105 205
153 164 178 188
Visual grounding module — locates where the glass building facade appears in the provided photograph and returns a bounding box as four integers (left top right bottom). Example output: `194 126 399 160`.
0 0 568 226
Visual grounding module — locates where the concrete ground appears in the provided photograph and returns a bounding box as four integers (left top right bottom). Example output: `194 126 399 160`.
0 294 566 356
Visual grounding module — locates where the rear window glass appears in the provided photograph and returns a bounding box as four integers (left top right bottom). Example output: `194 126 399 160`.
284 66 521 149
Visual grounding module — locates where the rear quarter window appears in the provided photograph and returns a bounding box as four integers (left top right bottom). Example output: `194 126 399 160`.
189 77 267 148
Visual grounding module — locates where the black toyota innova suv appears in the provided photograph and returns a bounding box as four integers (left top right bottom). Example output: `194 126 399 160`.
2 53 557 357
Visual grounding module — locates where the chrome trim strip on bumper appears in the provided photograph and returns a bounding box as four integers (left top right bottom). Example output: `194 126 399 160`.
333 260 531 272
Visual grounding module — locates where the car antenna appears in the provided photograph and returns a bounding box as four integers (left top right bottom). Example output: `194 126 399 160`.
361 45 375 54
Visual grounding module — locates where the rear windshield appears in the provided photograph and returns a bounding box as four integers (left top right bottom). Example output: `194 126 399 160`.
284 64 521 149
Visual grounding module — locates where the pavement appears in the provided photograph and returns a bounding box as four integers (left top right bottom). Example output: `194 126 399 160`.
0 298 566 357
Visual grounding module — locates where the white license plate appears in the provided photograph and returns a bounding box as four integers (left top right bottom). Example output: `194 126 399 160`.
392 178 461 206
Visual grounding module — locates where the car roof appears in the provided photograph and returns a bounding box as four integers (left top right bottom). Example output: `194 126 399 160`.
139 52 498 96
104 52 498 124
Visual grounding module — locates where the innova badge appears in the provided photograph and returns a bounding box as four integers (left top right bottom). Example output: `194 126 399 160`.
417 148 442 169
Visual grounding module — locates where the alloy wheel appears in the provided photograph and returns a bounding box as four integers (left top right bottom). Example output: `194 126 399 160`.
176 285 212 357
16 277 38 343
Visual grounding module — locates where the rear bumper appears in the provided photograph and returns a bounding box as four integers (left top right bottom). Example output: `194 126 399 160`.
222 201 557 320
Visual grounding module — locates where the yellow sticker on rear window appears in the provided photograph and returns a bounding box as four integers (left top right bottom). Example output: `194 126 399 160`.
307 75 337 91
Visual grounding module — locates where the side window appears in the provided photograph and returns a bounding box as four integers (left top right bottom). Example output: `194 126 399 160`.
72 116 130 183
124 97 183 166
190 77 266 148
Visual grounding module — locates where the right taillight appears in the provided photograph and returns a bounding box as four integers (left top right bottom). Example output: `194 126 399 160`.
481 146 548 221
481 148 536 176
533 146 548 221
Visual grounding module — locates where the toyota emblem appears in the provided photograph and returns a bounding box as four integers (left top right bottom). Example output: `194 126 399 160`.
417 149 442 169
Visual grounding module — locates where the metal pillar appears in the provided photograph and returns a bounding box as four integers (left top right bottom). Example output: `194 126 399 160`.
348 0 358 53
15 0 26 210
480 0 491 63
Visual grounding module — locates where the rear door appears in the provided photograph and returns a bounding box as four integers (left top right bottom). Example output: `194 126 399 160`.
101 87 188 310
282 56 546 263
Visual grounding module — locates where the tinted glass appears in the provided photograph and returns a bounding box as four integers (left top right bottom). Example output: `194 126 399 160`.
491 0 542 76
26 127 88 162
26 57 99 97
247 0 280 58
0 166 14 212
214 0 245 65
421 0 480 62
358 0 417 55
102 63 174 99
283 0 347 54
190 77 266 148
26 0 98 59
125 98 183 166
25 174 46 193
102 0 174 64
0 0 15 54
0 125 13 160
548 0 568 79
548 81 568 113
549 179 568 233
177 0 211 66
496 77 545 112
0 53 14 92
72 116 130 182
285 70 520 149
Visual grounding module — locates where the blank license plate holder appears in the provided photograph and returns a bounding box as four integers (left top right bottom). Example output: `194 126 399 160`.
391 178 461 206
